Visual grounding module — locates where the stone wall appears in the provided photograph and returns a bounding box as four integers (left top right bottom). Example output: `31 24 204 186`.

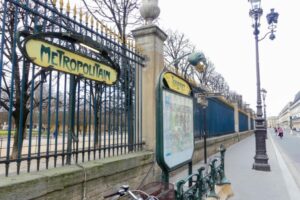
0 131 253 200
0 152 157 200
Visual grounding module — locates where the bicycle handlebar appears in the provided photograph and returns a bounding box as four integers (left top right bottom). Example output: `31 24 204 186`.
103 185 156 200
103 189 126 198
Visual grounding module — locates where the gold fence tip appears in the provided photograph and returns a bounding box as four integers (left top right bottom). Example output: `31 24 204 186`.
85 12 89 24
73 4 77 17
91 17 94 27
59 0 63 10
52 0 57 7
79 7 83 21
66 0 70 14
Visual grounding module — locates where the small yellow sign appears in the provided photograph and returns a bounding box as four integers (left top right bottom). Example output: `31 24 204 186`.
24 39 118 85
163 72 191 96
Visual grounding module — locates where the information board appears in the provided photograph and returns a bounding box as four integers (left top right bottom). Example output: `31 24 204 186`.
162 90 194 168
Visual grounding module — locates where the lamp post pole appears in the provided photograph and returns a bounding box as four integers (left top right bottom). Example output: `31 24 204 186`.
261 88 267 129
248 0 279 171
199 97 208 164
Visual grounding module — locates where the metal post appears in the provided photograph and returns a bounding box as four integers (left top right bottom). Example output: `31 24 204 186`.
251 8 270 171
203 107 207 164
67 75 76 165
262 92 268 139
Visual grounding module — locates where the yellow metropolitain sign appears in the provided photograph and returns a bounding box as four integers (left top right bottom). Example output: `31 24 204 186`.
24 39 118 85
163 72 191 96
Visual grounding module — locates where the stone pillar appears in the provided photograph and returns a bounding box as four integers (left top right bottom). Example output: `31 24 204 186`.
234 102 239 133
132 25 167 151
248 111 251 130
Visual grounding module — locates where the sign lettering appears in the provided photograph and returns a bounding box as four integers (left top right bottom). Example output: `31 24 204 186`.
163 72 191 95
25 39 118 85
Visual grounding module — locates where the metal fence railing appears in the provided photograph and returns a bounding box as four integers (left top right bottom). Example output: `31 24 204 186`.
0 0 144 176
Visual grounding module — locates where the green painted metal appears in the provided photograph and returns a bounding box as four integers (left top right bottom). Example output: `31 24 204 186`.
156 71 194 183
0 0 144 176
175 145 230 200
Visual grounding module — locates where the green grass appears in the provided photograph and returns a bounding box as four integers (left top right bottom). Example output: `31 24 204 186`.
0 130 15 136
0 130 46 136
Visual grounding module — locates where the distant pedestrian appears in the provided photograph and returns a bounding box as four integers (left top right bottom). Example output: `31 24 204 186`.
278 127 283 139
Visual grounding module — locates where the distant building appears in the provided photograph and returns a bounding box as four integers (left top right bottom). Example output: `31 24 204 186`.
278 102 292 128
277 91 300 130
267 116 278 128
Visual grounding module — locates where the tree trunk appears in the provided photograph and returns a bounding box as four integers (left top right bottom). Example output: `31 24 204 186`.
11 109 28 160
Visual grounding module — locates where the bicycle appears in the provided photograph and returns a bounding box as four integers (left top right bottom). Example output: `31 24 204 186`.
103 185 159 200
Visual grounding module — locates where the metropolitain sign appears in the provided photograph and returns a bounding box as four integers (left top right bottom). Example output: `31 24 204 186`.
22 38 118 85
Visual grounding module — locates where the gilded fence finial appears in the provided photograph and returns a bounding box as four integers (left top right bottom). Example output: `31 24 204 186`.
91 17 94 27
96 21 99 30
66 0 70 14
59 0 63 10
52 0 57 7
79 7 83 21
128 39 132 49
73 5 77 18
103 25 107 34
85 12 89 25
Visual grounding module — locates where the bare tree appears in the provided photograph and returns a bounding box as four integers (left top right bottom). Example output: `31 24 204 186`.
82 0 141 151
164 30 196 74
82 0 141 41
0 1 56 159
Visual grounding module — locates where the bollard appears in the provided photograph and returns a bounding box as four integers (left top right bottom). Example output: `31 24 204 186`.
206 159 219 199
175 180 186 200
217 144 230 185
197 167 207 200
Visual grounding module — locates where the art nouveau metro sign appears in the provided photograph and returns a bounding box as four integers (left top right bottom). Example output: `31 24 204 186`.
18 31 119 85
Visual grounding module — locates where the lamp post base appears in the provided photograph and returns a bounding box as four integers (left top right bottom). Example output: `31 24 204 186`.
253 126 271 171
253 160 271 171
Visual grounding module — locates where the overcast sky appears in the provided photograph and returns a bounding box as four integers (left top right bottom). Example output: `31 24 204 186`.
157 0 300 117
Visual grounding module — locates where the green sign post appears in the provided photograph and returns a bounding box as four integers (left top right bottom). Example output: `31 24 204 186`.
156 71 195 183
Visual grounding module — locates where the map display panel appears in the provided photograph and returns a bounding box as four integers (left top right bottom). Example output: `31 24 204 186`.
162 90 194 168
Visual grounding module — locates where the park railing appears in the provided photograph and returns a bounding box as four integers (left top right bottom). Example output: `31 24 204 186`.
175 145 231 200
0 0 144 176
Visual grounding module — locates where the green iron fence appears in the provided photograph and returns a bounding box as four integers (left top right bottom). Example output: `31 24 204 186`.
175 145 230 200
0 0 144 176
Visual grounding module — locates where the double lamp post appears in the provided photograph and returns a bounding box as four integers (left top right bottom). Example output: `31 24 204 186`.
248 0 279 171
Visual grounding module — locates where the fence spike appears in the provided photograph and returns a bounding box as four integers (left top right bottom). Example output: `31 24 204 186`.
73 4 77 18
66 0 70 14
125 40 132 49
52 0 57 7
91 17 94 27
96 21 99 30
85 12 89 25
59 0 63 10
79 7 83 21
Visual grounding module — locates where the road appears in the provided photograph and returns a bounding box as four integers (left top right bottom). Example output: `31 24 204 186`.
269 129 300 190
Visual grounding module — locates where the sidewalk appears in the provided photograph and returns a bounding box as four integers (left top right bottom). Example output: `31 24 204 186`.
170 133 299 200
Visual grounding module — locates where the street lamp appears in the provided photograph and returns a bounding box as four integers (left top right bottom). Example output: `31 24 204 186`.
196 95 208 163
248 0 279 171
166 52 206 71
